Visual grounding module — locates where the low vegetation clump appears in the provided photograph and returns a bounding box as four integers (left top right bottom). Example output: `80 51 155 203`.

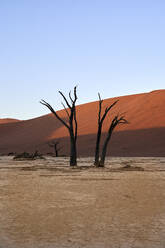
121 162 144 171
13 151 45 160
8 152 16 156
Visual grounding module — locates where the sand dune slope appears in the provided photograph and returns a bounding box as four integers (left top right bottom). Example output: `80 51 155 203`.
0 90 165 156
0 118 20 124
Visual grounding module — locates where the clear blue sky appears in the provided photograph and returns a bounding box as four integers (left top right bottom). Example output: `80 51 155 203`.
0 0 165 120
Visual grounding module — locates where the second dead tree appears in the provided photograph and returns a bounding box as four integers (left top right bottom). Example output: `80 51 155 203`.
99 114 128 166
94 93 128 167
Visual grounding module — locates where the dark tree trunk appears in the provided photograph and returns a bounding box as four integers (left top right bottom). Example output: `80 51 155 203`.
94 126 102 166
54 144 58 157
70 133 77 166
99 127 113 166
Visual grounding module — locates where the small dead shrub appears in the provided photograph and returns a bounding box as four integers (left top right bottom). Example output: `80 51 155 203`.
13 151 45 160
8 152 16 156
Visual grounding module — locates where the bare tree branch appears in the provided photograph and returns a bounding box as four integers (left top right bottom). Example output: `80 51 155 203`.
74 85 78 103
40 100 70 129
101 100 118 124
98 93 102 102
61 102 70 118
59 91 71 109
69 91 74 103
98 93 103 123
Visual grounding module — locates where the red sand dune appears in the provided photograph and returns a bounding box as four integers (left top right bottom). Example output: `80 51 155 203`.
0 90 165 156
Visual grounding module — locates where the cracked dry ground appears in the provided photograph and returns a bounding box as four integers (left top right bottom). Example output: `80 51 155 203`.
0 156 165 248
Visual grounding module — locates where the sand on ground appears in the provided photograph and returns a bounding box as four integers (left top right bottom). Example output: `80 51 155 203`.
0 156 165 248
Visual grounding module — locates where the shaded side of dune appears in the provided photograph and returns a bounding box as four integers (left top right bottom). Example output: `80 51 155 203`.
0 127 165 157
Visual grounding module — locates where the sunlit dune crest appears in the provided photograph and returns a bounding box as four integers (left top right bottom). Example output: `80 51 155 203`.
0 118 20 124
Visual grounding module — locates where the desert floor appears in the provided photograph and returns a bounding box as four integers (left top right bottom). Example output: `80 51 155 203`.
0 156 165 248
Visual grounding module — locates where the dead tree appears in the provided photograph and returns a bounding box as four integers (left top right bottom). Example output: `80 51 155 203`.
48 140 61 157
94 93 118 166
94 94 128 167
99 115 128 166
40 86 78 166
